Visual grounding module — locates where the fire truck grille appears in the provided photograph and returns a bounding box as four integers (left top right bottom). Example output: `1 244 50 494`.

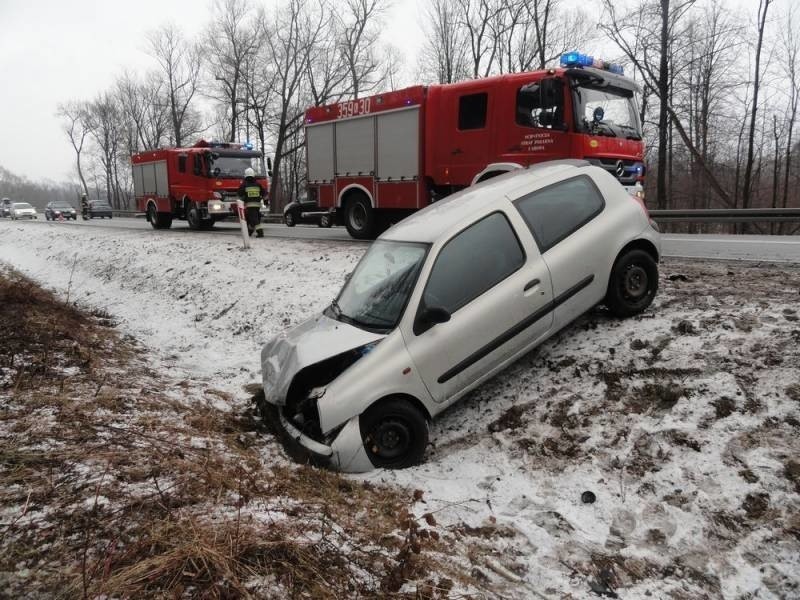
585 158 641 186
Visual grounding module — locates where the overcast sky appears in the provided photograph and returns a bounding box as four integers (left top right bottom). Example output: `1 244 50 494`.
0 0 423 183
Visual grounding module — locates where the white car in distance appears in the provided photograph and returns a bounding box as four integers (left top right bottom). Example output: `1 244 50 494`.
260 160 661 472
10 202 38 220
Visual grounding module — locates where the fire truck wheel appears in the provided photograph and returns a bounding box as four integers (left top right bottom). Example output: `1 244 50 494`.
148 204 173 230
344 196 376 240
318 213 333 228
187 205 202 230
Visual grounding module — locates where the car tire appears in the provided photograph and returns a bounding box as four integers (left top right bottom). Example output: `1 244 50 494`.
284 211 296 227
344 196 376 240
360 398 428 469
319 213 333 228
605 249 659 318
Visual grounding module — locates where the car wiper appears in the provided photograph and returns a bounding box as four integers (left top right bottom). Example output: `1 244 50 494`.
618 124 642 140
330 298 342 318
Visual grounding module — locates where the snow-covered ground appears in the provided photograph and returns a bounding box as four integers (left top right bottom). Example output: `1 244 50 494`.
2 220 799 599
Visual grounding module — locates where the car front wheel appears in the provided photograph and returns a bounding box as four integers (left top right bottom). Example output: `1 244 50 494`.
605 248 659 318
284 211 296 227
360 398 428 469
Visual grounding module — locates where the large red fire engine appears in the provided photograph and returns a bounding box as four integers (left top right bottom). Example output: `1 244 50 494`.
132 140 269 230
304 52 645 239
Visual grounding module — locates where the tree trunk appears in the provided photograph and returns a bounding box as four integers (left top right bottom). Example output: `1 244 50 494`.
656 0 670 211
741 0 771 213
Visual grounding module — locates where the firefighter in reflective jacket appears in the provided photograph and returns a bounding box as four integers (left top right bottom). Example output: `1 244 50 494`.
237 168 265 237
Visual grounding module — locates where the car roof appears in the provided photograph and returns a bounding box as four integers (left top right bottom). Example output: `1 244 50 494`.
382 160 596 244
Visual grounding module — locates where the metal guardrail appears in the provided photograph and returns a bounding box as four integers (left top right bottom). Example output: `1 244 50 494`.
650 208 800 223
105 207 800 225
109 209 285 223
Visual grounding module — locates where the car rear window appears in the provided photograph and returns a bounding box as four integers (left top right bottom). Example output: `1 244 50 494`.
513 175 604 252
423 212 524 315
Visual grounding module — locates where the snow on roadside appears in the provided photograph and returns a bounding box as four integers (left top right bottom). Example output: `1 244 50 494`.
2 220 799 598
0 221 361 393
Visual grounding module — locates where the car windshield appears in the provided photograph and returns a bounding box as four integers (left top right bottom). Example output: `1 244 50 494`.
332 240 428 333
208 154 263 179
572 83 641 140
92 203 111 208
13 203 32 209
53 203 73 209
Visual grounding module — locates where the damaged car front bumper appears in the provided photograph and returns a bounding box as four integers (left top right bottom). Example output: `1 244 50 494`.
260 314 384 473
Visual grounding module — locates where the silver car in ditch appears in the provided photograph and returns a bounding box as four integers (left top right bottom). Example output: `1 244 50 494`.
260 160 661 472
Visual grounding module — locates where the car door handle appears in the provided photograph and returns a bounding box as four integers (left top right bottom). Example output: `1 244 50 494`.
524 278 540 291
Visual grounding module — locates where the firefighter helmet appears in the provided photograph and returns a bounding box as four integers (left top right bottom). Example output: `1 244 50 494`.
244 168 255 178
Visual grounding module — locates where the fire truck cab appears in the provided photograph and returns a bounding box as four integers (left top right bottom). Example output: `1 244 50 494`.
304 52 644 239
132 140 269 230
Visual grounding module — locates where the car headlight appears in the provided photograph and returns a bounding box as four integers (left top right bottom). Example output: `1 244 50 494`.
210 202 224 211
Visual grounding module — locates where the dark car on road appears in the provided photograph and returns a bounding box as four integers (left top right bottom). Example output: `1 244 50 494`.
283 198 333 228
83 201 113 220
45 201 78 221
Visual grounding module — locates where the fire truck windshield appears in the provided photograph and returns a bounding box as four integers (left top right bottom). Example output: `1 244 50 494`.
572 84 641 140
207 154 264 179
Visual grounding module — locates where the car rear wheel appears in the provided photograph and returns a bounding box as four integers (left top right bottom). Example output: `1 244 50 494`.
360 398 428 469
605 249 658 318
344 195 376 239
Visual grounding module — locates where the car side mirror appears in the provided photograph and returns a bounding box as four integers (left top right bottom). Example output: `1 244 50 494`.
415 304 451 335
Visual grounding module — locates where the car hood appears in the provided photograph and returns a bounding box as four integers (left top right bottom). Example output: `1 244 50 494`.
261 313 385 405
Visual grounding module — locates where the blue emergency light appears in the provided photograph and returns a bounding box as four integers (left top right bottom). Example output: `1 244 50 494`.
561 51 625 76
243 141 253 150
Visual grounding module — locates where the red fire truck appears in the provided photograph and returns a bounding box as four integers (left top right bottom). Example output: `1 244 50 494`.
304 52 645 239
131 140 269 230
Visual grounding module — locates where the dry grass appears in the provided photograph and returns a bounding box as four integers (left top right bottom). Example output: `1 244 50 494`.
0 269 477 599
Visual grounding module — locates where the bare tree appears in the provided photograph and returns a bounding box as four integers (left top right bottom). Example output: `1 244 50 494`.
57 102 91 197
263 0 318 210
779 4 799 215
147 23 203 146
207 0 262 142
741 0 772 212
336 0 386 98
419 0 469 83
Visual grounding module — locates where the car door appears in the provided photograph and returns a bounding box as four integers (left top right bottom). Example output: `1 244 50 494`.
512 174 612 327
403 209 554 404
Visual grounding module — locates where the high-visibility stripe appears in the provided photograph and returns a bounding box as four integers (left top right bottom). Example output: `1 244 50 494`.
245 202 262 208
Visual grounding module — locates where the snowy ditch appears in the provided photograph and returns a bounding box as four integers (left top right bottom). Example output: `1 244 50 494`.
1 220 799 598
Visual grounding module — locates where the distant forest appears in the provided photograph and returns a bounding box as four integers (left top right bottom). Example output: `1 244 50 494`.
0 165 103 210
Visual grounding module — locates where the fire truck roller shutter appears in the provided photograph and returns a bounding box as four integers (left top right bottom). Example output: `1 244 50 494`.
335 117 375 177
132 164 144 198
376 108 419 181
307 123 335 182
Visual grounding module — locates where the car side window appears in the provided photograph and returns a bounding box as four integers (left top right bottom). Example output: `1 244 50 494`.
514 175 605 252
423 212 524 315
458 93 488 130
